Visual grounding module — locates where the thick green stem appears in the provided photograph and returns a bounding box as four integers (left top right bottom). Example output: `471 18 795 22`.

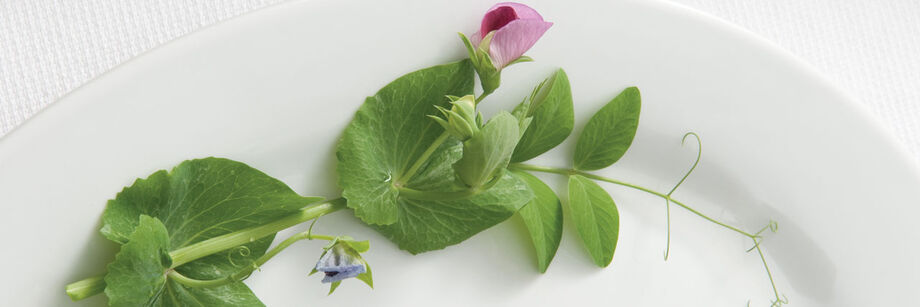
398 132 450 184
396 171 502 201
64 275 106 301
397 186 480 201
169 231 335 289
171 199 344 266
64 198 346 301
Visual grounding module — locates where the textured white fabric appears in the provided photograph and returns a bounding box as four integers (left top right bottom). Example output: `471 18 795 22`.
1 0 918 160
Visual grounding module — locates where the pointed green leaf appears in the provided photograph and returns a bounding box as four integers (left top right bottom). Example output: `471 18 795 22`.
457 33 479 67
328 281 342 295
567 175 620 267
356 263 373 288
511 170 563 273
506 55 534 67
454 112 520 187
343 240 370 253
336 60 475 225
511 69 575 162
573 87 641 170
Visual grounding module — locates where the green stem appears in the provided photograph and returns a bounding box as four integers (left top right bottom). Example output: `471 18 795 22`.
396 171 502 201
397 186 479 201
397 132 450 184
754 242 781 304
64 275 106 301
398 91 491 185
64 198 346 301
475 92 490 104
509 163 784 305
169 231 335 288
171 198 344 266
510 163 754 237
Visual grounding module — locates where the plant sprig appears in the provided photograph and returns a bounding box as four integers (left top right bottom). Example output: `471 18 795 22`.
64 3 788 305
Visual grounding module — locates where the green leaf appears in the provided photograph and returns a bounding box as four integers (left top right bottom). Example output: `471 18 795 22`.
506 55 534 67
511 69 575 162
458 33 479 67
104 216 265 307
375 172 531 253
356 263 373 288
511 170 563 273
104 215 171 307
337 60 531 253
100 157 321 247
336 60 475 225
328 282 342 295
454 112 520 187
99 158 318 304
567 175 620 267
573 87 641 170
343 240 370 253
159 281 264 307
373 139 533 253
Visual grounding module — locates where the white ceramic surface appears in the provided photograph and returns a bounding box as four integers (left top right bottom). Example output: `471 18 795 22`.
1 0 918 306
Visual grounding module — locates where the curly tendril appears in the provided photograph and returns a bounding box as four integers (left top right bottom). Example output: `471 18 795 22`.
663 132 702 261
227 245 253 268
752 220 786 307
509 132 786 306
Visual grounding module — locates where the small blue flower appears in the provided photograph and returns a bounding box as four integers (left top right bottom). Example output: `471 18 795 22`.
315 242 367 283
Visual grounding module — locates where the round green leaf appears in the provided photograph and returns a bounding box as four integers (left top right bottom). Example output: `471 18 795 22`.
336 60 475 225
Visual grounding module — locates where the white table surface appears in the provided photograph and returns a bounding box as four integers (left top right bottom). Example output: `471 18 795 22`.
2 0 919 163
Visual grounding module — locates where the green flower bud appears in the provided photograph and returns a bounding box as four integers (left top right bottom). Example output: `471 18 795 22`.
429 95 481 141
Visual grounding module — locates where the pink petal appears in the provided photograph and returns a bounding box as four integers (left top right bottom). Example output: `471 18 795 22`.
480 6 518 36
489 19 553 68
470 31 482 49
486 2 544 21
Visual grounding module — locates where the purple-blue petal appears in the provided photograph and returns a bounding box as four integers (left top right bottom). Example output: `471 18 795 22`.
319 264 367 283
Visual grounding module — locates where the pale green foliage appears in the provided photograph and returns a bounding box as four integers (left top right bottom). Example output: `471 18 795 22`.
574 87 641 170
512 170 563 272
511 69 575 162
567 175 620 267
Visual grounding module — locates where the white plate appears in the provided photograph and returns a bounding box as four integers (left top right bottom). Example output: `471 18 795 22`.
1 0 918 306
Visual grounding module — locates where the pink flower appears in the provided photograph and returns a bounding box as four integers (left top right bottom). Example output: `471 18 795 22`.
470 2 553 69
